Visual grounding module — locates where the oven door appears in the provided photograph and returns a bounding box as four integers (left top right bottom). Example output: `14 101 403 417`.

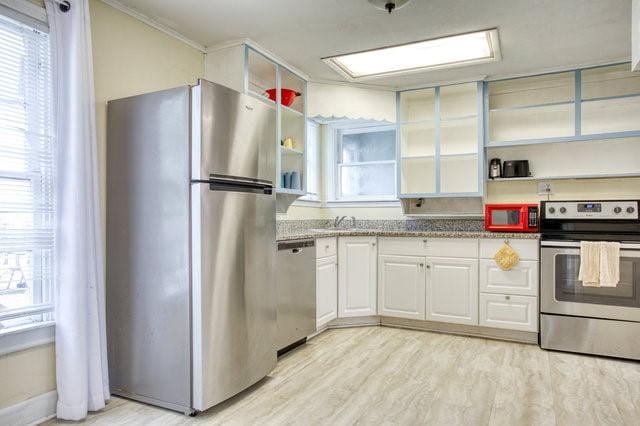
541 241 640 322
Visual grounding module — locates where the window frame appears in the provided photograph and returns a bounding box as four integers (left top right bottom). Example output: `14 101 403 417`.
0 8 55 351
333 123 398 202
299 119 321 202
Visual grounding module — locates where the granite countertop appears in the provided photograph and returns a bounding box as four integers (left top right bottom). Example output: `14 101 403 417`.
277 229 540 242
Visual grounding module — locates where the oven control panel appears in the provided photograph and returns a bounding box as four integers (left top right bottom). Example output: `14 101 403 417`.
544 201 639 219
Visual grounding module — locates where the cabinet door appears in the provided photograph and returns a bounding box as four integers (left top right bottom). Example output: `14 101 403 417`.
426 257 478 325
378 255 426 320
338 237 377 317
316 256 338 329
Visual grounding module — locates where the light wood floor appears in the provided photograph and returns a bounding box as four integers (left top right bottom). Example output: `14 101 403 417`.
46 326 640 425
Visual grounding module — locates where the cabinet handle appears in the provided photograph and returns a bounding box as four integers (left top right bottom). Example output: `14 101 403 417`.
325 245 330 249
372 243 376 247
422 239 427 243
505 295 511 300
419 263 424 267
426 264 431 269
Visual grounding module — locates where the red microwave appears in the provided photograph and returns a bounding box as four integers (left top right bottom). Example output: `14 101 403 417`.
484 203 539 232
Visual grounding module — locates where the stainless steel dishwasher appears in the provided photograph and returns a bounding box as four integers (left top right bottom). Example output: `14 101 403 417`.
276 239 316 354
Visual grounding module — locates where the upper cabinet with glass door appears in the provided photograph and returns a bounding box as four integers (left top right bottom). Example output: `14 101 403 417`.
398 82 483 198
204 43 308 196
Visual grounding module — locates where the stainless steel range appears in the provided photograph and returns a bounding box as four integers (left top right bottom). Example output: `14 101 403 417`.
539 200 640 360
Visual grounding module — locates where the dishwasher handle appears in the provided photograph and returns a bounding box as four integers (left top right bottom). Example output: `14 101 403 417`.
277 239 315 251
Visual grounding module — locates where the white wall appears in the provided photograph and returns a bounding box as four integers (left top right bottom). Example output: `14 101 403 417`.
0 344 55 409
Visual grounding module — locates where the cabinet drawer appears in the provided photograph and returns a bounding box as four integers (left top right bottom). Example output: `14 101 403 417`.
479 259 539 296
479 293 538 332
480 239 539 261
378 237 427 256
316 237 337 258
426 238 478 258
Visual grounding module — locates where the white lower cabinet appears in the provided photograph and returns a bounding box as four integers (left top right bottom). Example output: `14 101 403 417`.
378 255 426 320
338 237 377 317
316 255 338 328
425 257 478 325
479 293 538 332
315 236 539 335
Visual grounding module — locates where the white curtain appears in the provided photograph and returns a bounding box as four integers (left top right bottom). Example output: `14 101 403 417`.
45 0 109 420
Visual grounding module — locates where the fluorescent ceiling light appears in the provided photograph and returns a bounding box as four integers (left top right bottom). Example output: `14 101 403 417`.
323 29 501 81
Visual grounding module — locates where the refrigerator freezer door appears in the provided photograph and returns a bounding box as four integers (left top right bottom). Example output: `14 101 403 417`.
191 183 277 411
106 86 192 412
192 80 277 182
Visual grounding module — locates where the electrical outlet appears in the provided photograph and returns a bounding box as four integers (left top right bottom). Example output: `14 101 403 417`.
538 182 553 195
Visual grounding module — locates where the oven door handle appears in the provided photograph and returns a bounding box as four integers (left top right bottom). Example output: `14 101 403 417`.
541 240 640 250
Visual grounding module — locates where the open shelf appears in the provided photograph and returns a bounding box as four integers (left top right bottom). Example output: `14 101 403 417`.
581 92 640 104
401 154 434 160
282 104 304 117
280 146 304 155
581 63 640 100
441 152 477 158
582 95 640 134
440 114 477 122
440 82 477 118
277 187 305 195
489 71 574 110
400 118 437 126
441 154 479 193
247 48 276 98
489 102 574 142
488 172 640 182
487 130 640 147
400 88 436 122
489 100 573 113
485 136 640 183
401 156 436 194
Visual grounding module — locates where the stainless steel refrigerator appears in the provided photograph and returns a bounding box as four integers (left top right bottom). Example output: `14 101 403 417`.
106 80 277 414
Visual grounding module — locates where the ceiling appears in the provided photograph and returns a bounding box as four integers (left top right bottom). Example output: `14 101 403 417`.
113 0 631 88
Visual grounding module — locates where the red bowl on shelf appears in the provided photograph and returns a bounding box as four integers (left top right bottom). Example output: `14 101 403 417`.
265 88 301 107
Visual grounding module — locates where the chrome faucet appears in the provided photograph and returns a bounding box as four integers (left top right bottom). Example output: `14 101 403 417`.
334 215 347 227
351 216 357 228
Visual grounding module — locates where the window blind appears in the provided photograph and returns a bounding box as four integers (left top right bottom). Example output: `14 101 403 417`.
0 12 54 331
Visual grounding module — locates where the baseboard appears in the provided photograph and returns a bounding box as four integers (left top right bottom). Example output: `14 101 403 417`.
380 316 539 344
0 390 57 426
309 316 537 345
327 316 381 328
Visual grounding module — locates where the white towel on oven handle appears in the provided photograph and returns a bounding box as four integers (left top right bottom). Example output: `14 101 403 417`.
578 241 600 287
599 241 620 287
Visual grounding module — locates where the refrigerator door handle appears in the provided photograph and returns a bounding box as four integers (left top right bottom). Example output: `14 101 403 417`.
202 174 274 195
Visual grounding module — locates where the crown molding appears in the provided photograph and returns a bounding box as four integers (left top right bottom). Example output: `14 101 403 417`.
100 0 206 52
